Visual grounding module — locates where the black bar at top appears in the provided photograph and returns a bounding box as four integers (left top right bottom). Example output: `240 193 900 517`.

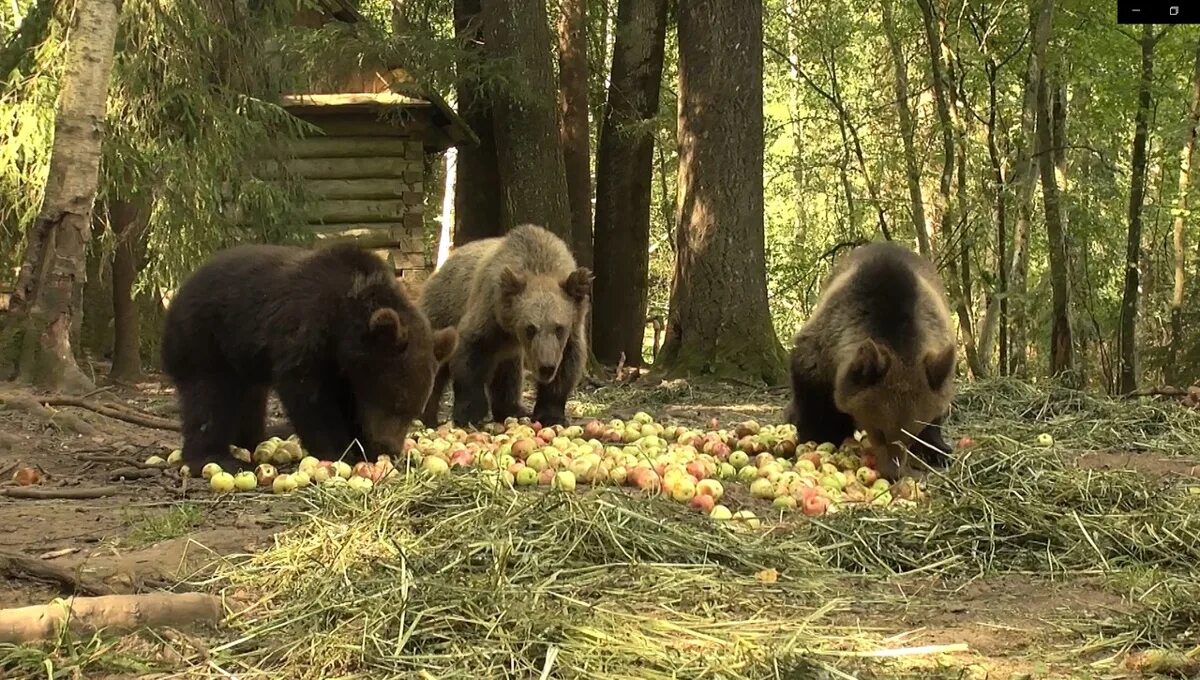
1118 1 1200 24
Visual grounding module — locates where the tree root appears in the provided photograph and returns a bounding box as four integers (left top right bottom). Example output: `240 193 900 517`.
0 591 223 644
34 395 180 431
0 485 125 499
0 550 113 597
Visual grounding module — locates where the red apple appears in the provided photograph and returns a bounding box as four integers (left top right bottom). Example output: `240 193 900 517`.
690 494 716 514
803 494 829 516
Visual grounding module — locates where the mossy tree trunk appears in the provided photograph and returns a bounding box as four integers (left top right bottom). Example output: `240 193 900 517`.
1037 65 1075 384
452 0 506 246
557 0 592 268
591 0 668 367
1004 0 1054 377
481 0 572 240
656 0 786 385
1167 40 1200 386
1118 24 1161 394
0 0 120 392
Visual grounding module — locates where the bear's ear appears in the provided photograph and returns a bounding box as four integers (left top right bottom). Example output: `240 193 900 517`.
368 307 409 349
432 327 458 363
561 267 594 303
924 344 956 390
843 339 891 390
499 267 527 300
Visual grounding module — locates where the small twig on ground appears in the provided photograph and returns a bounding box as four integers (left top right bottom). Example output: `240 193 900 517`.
109 466 163 481
0 486 125 499
78 453 163 469
0 550 113 596
0 592 224 644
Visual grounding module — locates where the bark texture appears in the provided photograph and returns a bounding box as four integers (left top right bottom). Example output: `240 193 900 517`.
657 0 786 384
557 0 593 267
481 0 572 240
109 197 151 383
915 0 984 378
1168 41 1200 385
880 0 932 256
1118 24 1159 394
452 0 506 245
591 0 669 366
1005 0 1054 376
1037 67 1075 381
1 0 120 391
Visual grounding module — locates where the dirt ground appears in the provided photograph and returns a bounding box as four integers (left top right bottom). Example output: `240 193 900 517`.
1 373 1196 678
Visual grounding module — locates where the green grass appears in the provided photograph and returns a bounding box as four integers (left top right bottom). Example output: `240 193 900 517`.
123 502 203 547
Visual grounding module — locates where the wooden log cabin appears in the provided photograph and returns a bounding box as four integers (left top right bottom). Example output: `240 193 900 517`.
282 0 476 283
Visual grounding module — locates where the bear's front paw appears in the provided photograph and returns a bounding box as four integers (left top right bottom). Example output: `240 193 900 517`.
182 453 245 477
452 402 490 429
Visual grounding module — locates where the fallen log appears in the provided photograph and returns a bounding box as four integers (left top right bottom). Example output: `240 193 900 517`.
0 592 224 644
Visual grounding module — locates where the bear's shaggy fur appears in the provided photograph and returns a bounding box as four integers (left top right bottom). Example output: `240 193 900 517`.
785 241 956 480
161 243 457 473
419 224 592 427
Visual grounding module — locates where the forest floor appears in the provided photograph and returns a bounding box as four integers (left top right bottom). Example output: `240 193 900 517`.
1 373 1199 679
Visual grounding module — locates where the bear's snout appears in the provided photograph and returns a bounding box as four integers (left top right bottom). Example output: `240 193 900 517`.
537 365 558 382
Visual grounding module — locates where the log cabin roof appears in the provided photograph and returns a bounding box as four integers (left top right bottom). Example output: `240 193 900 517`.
285 1 479 151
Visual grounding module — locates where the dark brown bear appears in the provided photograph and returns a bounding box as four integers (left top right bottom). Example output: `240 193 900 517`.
419 224 592 427
161 243 457 474
785 241 956 481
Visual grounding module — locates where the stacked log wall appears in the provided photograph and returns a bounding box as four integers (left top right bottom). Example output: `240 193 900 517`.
286 113 431 283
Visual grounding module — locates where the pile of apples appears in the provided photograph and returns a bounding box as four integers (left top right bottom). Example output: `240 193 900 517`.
153 436 392 495
153 413 932 522
404 413 926 521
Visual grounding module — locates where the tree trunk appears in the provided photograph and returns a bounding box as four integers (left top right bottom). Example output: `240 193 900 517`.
453 0 506 245
1119 24 1159 394
437 147 457 267
557 0 593 267
657 0 786 384
915 0 984 378
979 57 1006 374
109 198 151 383
0 0 120 392
1037 67 1075 382
1004 0 1054 377
880 0 932 256
591 0 669 367
481 0 573 240
1167 40 1200 385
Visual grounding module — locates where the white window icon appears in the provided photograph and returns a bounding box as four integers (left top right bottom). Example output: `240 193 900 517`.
1170 5 1180 15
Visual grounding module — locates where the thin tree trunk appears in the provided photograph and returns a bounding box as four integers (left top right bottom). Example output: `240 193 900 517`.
0 0 120 391
453 0 506 245
437 147 457 267
881 0 932 256
1119 24 1160 394
557 0 593 267
109 198 151 383
1037 67 1075 382
658 0 786 384
978 56 1008 374
915 0 984 378
481 0 573 239
1167 40 1200 385
591 0 669 367
1005 0 1054 377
